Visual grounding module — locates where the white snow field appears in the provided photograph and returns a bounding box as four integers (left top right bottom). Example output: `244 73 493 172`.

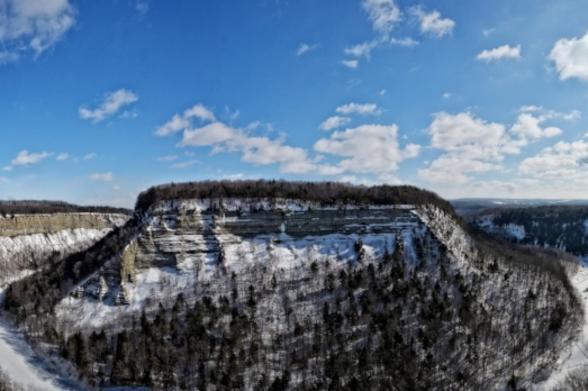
0 286 79 391
538 256 588 390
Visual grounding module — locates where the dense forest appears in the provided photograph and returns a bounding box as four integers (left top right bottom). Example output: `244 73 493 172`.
474 206 588 256
0 200 131 216
135 180 457 217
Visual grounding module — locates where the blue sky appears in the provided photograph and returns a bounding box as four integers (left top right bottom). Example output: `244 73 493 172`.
1 0 588 207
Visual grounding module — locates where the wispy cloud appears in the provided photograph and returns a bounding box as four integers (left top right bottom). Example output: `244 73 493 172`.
0 0 76 64
336 103 381 116
477 44 521 62
11 150 52 166
89 172 114 182
341 59 359 69
56 153 70 161
156 104 215 136
296 42 318 56
319 116 351 131
79 89 139 123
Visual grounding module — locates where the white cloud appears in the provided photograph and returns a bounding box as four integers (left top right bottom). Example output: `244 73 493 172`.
361 0 401 34
389 36 418 47
11 150 51 166
336 102 381 116
89 172 114 182
419 112 523 184
0 0 75 63
83 153 97 161
314 124 420 176
179 122 316 174
344 41 377 59
171 160 199 169
411 7 455 38
296 42 318 56
442 92 452 99
477 44 521 62
549 31 588 82
157 155 178 162
79 89 139 123
56 152 69 161
319 116 351 131
341 59 359 69
155 103 215 136
519 140 588 180
161 105 418 180
511 113 562 140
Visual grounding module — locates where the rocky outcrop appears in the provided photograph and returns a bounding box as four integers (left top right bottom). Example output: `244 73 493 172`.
0 213 129 287
0 213 128 237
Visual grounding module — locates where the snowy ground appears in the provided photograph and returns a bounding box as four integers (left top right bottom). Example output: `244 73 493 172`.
537 256 588 390
0 286 79 391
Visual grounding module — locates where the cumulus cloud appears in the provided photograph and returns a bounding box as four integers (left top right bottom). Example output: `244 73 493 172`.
336 103 381 116
361 0 401 34
56 152 69 161
549 31 588 82
411 7 455 38
11 150 51 166
519 140 588 180
296 42 318 56
511 113 562 140
477 44 521 62
0 0 76 63
79 89 139 123
155 103 215 136
319 116 351 131
83 153 97 161
158 104 419 180
418 112 522 183
89 172 114 182
314 124 420 176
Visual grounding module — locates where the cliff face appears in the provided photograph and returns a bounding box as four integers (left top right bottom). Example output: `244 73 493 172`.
0 213 129 287
44 197 580 390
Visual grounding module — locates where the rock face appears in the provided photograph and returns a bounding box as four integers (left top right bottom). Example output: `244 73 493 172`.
0 213 129 286
46 197 581 390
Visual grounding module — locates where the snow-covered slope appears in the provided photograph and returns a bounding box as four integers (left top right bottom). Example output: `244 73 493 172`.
4 189 582 390
0 213 128 286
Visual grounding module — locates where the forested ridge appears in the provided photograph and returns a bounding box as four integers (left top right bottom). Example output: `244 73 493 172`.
0 200 131 216
1 182 583 390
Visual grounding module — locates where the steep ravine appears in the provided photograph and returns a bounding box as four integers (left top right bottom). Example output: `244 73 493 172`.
2 183 582 390
0 212 128 390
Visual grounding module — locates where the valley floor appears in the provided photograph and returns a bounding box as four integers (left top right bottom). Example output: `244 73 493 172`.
538 256 588 390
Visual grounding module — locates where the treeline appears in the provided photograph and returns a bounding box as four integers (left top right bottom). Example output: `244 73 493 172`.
0 200 131 216
135 180 456 216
